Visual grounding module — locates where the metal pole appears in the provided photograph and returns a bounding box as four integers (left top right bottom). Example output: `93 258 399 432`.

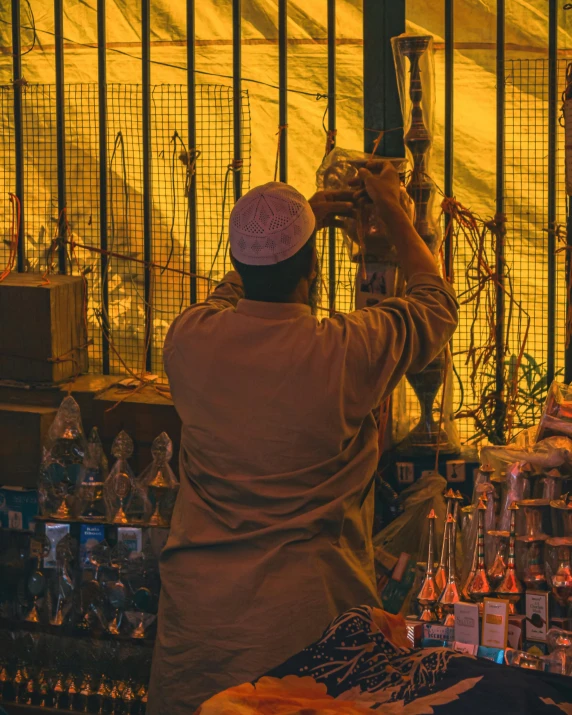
142 0 153 372
444 0 454 281
233 0 242 200
327 0 336 315
494 0 506 442
54 0 67 274
278 0 288 183
363 0 405 157
187 0 198 304
11 0 25 272
547 0 557 386
97 0 110 373
567 196 572 383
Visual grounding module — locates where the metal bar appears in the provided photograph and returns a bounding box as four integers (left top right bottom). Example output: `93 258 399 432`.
547 0 557 386
494 0 506 442
97 0 110 373
328 0 336 315
444 0 454 281
54 0 67 274
187 0 198 305
11 0 25 272
363 0 405 157
142 0 153 372
278 0 288 183
233 0 242 200
567 196 572 383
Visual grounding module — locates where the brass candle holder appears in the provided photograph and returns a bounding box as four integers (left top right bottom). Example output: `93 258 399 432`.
437 513 461 626
417 509 439 622
517 497 550 591
517 536 549 591
487 530 509 586
551 494 572 537
496 503 523 613
435 489 455 593
148 470 170 527
545 537 572 608
542 469 564 502
521 463 537 500
112 473 131 525
464 499 492 613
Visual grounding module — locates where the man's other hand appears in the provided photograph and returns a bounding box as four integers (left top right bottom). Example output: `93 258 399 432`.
357 165 404 219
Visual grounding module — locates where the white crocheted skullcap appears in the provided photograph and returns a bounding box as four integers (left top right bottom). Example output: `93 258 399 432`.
229 182 316 266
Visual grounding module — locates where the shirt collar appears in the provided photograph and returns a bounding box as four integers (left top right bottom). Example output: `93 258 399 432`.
236 299 312 320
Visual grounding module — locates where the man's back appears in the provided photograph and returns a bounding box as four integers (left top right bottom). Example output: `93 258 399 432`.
148 270 457 712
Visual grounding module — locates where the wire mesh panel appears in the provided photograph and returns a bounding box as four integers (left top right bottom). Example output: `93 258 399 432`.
105 84 146 377
149 85 252 375
0 87 14 269
0 82 251 382
21 85 57 273
504 59 567 432
64 84 102 373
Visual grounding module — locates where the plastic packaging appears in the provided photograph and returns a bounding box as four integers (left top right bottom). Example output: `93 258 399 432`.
536 380 572 442
102 432 149 524
38 396 87 519
74 427 109 521
481 436 572 484
373 472 448 565
138 432 179 527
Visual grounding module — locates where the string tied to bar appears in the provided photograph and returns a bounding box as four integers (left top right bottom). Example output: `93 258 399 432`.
325 129 337 157
273 124 288 182
370 130 385 159
11 76 28 89
364 126 404 157
0 193 20 283
41 206 71 284
179 148 201 198
229 158 244 172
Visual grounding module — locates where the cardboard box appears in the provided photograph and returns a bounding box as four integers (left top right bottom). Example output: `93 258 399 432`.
525 591 549 642
0 273 88 383
482 598 509 649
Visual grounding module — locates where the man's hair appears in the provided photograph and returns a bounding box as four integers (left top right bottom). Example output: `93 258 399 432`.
232 234 316 303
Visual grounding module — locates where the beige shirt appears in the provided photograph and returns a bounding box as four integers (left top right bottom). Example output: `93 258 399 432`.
148 271 458 712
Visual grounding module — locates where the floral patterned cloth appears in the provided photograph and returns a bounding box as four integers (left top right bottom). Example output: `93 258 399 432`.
196 606 572 714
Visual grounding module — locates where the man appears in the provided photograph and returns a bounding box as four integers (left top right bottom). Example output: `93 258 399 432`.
148 164 458 712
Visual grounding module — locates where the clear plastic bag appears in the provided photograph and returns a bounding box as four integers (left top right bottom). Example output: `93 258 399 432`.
481 436 572 485
138 433 179 527
38 396 87 519
536 380 572 442
373 472 448 565
316 147 410 268
103 431 150 524
74 427 109 521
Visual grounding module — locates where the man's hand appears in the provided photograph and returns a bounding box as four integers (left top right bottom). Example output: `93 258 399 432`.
356 164 406 220
308 190 355 230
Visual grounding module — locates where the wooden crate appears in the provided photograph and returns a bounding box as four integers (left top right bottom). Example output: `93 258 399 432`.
0 273 88 384
0 403 58 487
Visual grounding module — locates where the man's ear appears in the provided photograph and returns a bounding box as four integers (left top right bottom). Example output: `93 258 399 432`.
230 250 237 270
